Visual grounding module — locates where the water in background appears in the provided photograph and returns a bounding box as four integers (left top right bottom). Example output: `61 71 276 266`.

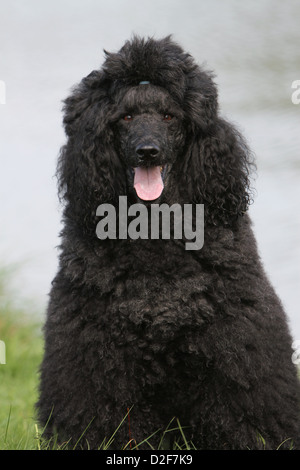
0 0 299 337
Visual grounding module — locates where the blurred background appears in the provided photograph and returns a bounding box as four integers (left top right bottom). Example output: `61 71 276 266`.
0 0 299 337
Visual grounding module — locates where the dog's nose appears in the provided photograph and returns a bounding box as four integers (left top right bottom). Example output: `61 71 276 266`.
136 144 160 161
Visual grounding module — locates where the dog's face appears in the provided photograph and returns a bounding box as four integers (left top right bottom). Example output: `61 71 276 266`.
113 84 186 202
59 37 252 228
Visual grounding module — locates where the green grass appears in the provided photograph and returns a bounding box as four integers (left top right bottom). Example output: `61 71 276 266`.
0 266 44 449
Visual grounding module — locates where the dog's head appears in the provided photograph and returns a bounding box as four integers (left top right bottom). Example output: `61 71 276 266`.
112 83 187 203
58 36 253 231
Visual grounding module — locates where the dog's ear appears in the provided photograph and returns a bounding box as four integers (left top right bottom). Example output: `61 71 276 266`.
62 70 108 137
184 68 218 131
57 71 125 231
180 118 254 226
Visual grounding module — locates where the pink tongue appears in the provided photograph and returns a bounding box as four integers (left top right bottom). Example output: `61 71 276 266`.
134 166 164 201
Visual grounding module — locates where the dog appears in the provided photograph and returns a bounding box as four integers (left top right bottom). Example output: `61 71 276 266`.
37 36 300 449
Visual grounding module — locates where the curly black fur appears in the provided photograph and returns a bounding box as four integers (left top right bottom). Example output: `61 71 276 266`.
37 36 300 449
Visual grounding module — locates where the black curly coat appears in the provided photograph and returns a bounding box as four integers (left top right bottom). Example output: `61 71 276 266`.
37 36 300 449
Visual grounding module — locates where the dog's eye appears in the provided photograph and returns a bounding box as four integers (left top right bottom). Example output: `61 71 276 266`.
163 114 173 121
124 115 133 122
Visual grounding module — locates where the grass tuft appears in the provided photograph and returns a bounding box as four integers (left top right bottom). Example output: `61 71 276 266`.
0 266 44 450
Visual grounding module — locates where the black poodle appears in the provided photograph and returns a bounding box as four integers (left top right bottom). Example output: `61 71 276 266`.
37 36 300 449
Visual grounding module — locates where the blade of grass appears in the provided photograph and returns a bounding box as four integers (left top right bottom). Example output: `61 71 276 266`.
4 405 12 444
176 418 191 450
158 416 176 449
131 428 162 450
102 407 133 450
72 416 95 450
